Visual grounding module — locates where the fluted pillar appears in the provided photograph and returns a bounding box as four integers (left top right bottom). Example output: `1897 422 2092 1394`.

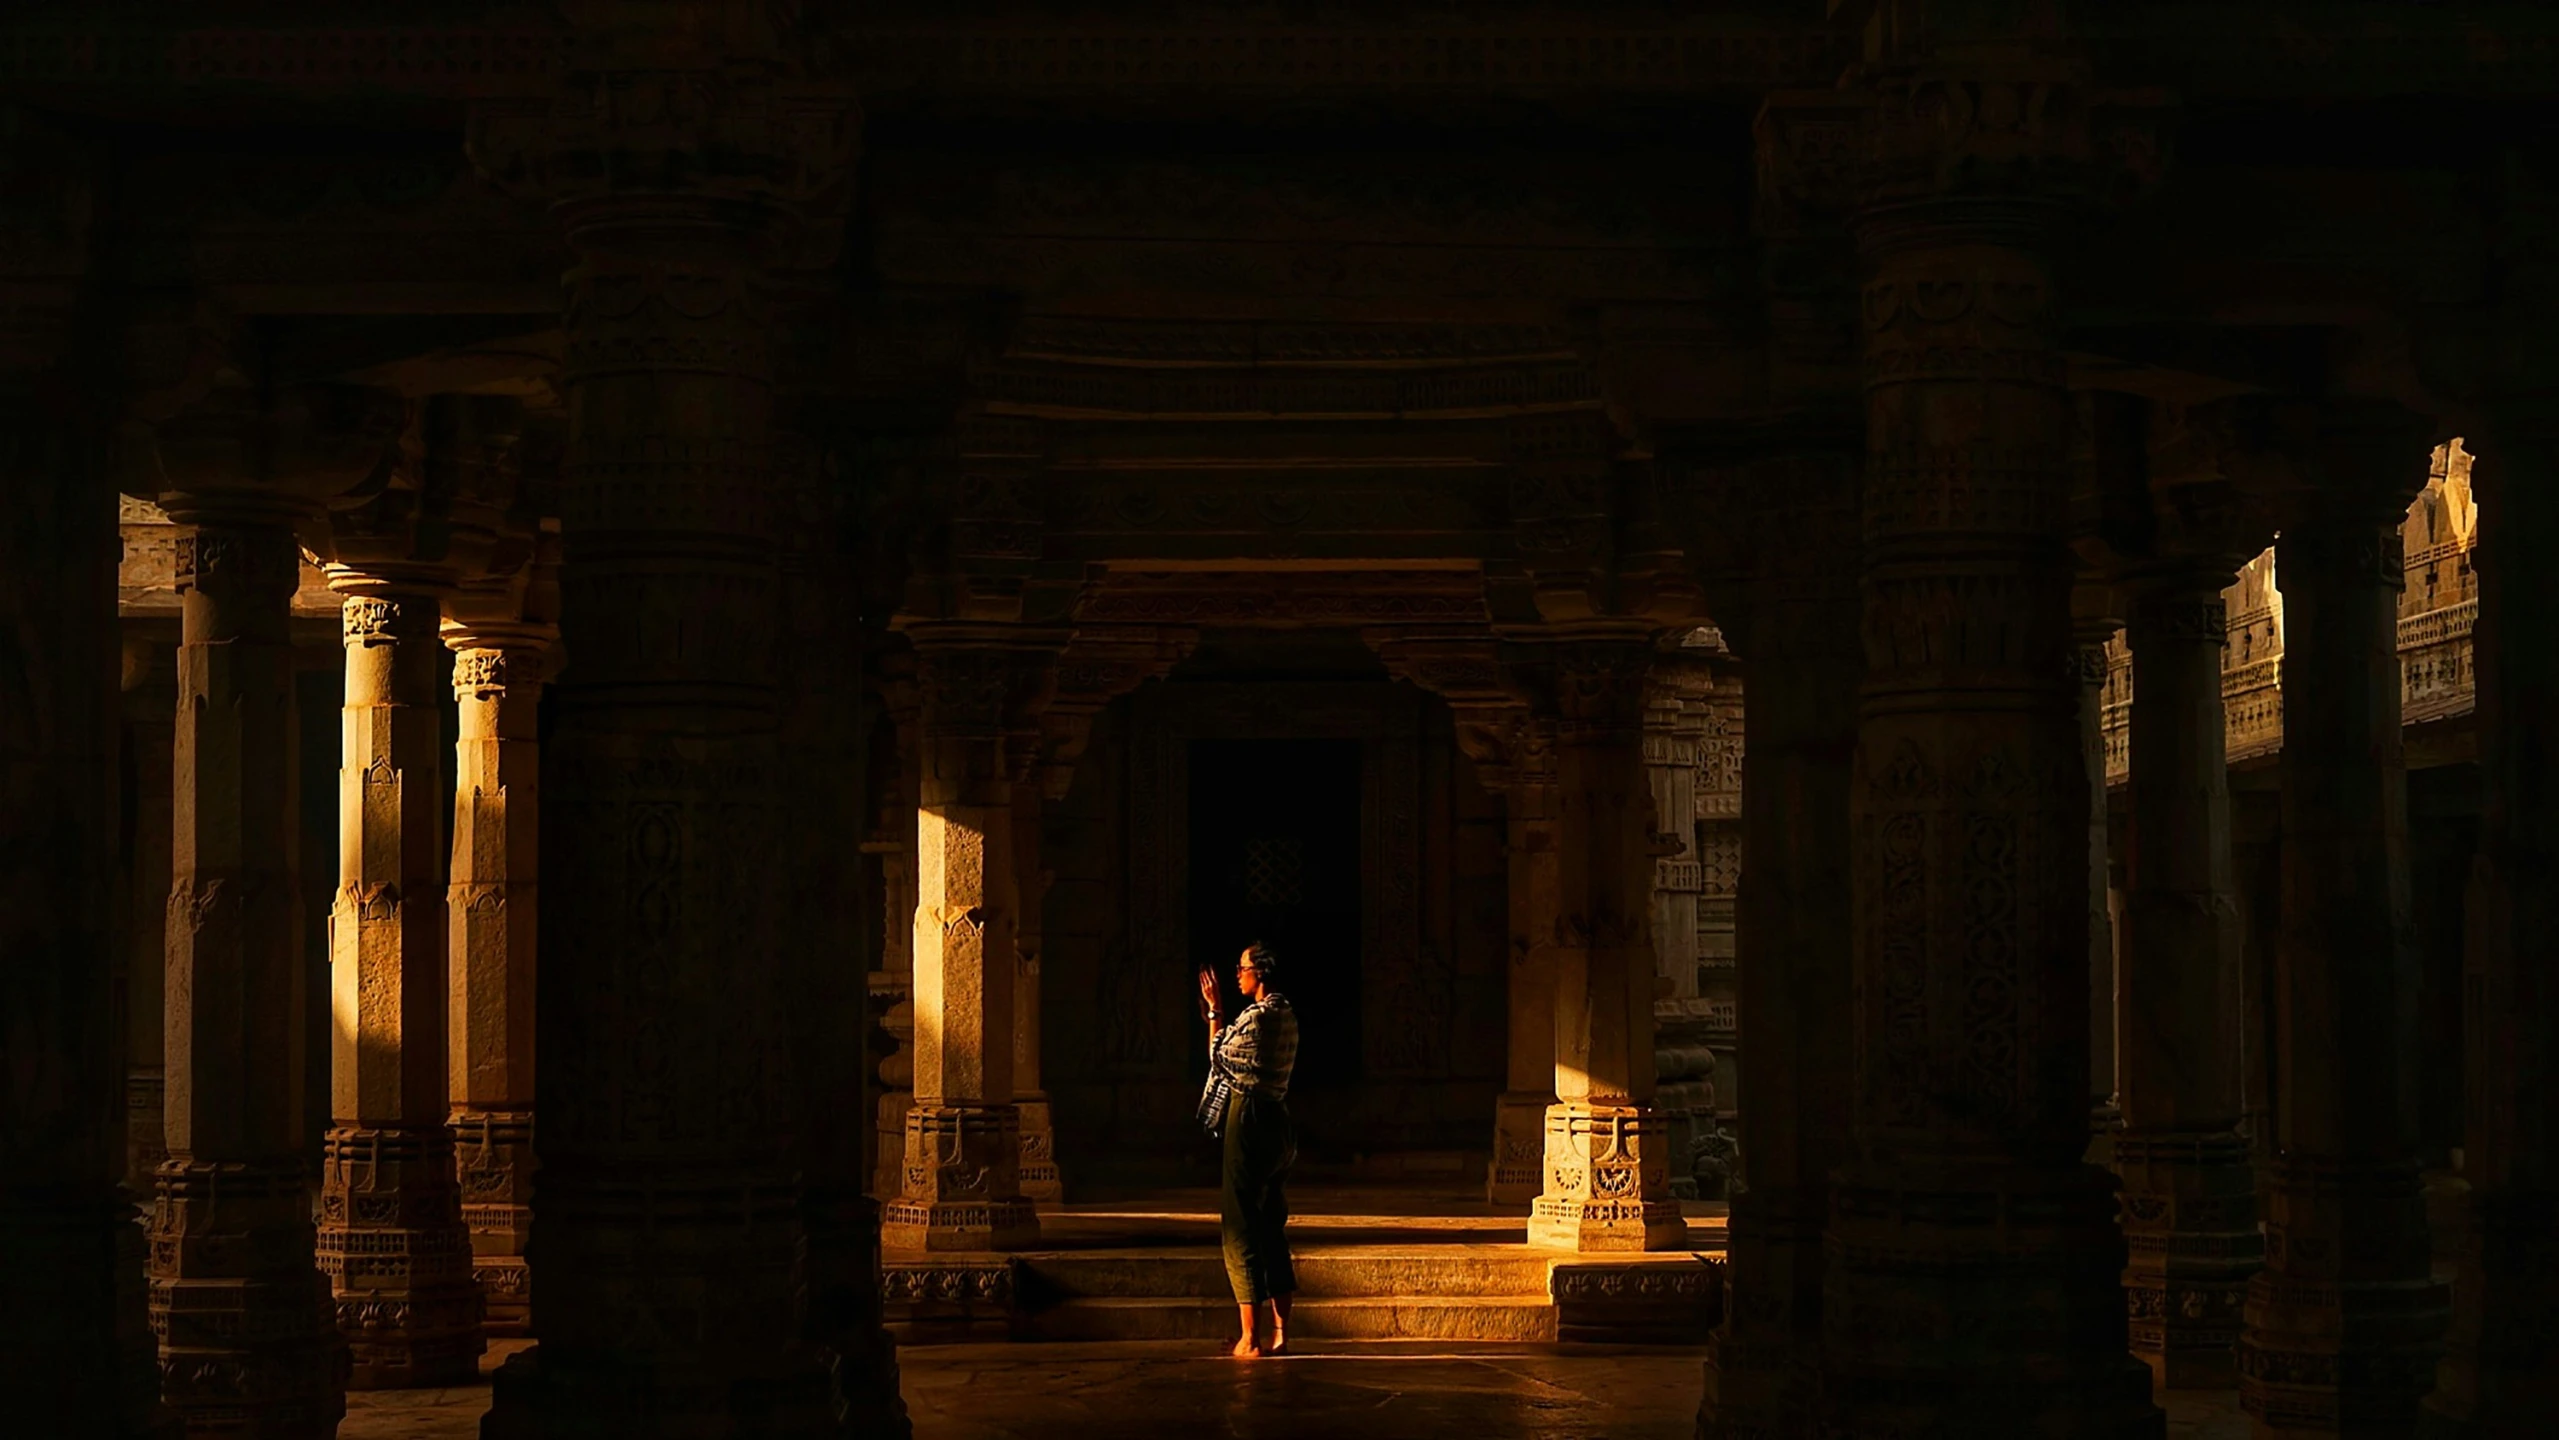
1820 48 2158 1435
2421 402 2559 1435
2116 573 2262 1387
2242 411 2448 1434
152 502 343 1436
1529 638 1683 1252
443 623 547 1339
0 392 163 1434
122 628 178 1200
883 638 1037 1252
317 582 482 1388
1698 445 1862 1440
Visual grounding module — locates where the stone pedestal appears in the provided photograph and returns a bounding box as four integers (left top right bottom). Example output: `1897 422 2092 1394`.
152 510 345 1437
2242 417 2449 1434
2116 577 2262 1387
1528 641 1682 1253
883 641 1038 1252
319 586 483 1388
445 631 546 1337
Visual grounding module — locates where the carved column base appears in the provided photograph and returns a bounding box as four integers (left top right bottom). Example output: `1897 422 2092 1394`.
2115 1128 2263 1389
2241 1156 2448 1436
1699 1185 1825 1440
1016 1093 1063 1206
881 1105 1038 1252
453 1107 535 1337
318 1125 485 1389
1527 1103 1684 1252
1821 1161 2159 1438
1488 1091 1552 1205
150 1159 347 1437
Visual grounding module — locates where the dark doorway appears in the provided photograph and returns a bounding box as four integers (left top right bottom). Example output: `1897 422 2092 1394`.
1187 738 1363 1131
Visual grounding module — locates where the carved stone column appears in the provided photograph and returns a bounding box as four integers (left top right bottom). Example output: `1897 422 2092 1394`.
0 385 164 1434
1696 443 1862 1440
2242 407 2449 1433
2115 571 2262 1387
1529 638 1683 1252
882 637 1038 1252
2421 398 2559 1436
1644 661 1710 1002
771 444 906 1437
1820 47 2159 1435
1492 738 1562 1207
443 619 548 1339
122 627 178 1200
468 16 856 1428
1008 716 1061 1207
869 659 922 1200
1692 679 1744 1178
317 579 483 1388
2072 615 2122 1154
150 382 398 1437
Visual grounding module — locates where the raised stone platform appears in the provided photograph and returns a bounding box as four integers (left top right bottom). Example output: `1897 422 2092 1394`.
881 1186 1726 1346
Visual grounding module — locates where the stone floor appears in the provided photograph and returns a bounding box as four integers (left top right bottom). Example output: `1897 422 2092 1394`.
344 1337 2253 1440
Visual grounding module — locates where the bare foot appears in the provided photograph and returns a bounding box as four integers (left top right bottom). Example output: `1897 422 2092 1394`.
1229 1334 1264 1360
1264 1331 1288 1358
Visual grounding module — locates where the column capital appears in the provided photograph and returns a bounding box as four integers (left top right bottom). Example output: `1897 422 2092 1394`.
151 380 407 529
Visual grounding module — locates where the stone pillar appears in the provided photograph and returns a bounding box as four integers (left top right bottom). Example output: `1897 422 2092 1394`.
1644 667 1708 1001
870 659 921 1200
2115 571 2262 1387
2073 616 2123 1152
772 447 907 1437
316 581 482 1388
1697 444 1863 1440
2241 410 2449 1433
1693 680 1744 1169
1493 727 1561 1206
1820 49 2158 1434
468 18 854 1425
0 388 163 1434
122 628 178 1199
153 510 340 1434
882 638 1038 1252
2421 402 2559 1435
151 382 398 1437
1529 638 1684 1252
1010 716 1060 1206
443 621 548 1339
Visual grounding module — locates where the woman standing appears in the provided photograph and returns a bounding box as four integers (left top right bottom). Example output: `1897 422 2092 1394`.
1199 942 1299 1358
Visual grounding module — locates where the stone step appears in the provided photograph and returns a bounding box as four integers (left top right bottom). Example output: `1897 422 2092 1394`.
1020 1296 1561 1344
1018 1249 1555 1301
